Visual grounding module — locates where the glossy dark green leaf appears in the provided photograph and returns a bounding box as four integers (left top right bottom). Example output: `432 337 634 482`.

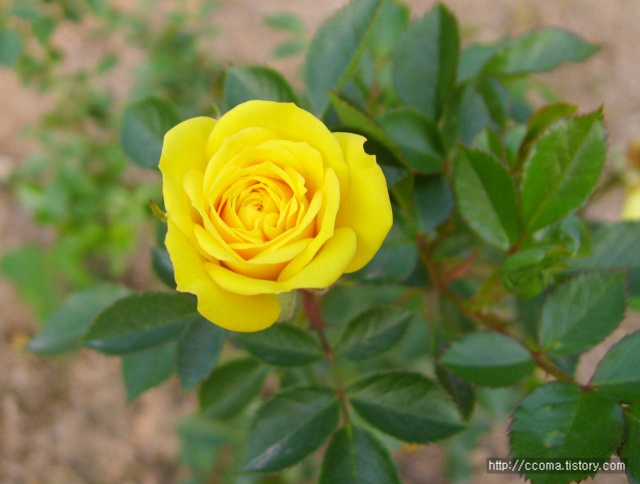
0 28 23 66
199 358 267 420
477 77 510 129
414 174 454 232
591 331 640 403
393 4 459 118
348 371 465 443
27 284 130 356
518 103 578 162
621 404 640 484
336 306 411 360
440 331 534 387
510 382 625 484
483 28 598 77
242 386 339 472
83 292 197 355
320 426 401 484
235 323 322 367
442 82 492 147
305 0 383 116
377 108 443 173
121 97 180 169
330 92 407 168
538 271 627 356
349 224 417 283
224 66 299 109
454 147 520 249
176 317 224 391
435 365 475 420
520 110 606 234
151 247 176 288
122 342 176 402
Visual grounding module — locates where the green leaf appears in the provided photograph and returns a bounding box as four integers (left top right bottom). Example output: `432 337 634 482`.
520 110 606 234
264 12 306 33
518 103 579 162
349 224 417 283
199 358 267 420
484 28 598 77
348 371 465 443
435 365 475 420
121 97 180 170
151 247 176 288
538 271 627 356
271 39 307 59
0 28 23 67
235 323 323 367
32 17 55 44
83 292 198 355
570 222 640 294
0 245 62 320
242 386 339 472
414 175 454 232
509 382 625 484
457 42 503 82
621 404 640 484
376 108 443 173
330 93 407 168
367 0 409 58
336 306 411 360
477 77 510 130
442 82 492 147
176 317 224 391
27 284 130 356
305 0 383 116
440 331 534 387
224 66 299 109
393 4 459 118
454 147 520 249
320 426 401 484
122 342 176 402
591 331 640 403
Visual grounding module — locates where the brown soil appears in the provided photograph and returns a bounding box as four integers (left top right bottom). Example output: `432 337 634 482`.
2 1 639 483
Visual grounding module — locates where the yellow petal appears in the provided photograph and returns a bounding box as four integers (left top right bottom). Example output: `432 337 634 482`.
284 227 357 289
206 101 350 201
160 117 217 241
165 220 280 332
333 132 393 273
204 126 281 190
277 167 340 281
205 227 356 295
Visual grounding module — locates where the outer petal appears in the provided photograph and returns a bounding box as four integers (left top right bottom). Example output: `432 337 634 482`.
160 117 217 241
333 132 393 273
165 220 280 332
206 101 350 202
205 227 357 295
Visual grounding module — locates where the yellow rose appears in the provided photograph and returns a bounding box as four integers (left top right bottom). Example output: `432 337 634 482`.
160 100 392 332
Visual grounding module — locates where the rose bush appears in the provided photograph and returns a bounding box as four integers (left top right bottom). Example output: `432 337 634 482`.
160 100 392 331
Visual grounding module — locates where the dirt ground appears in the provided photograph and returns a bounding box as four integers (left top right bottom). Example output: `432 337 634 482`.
1 1 640 483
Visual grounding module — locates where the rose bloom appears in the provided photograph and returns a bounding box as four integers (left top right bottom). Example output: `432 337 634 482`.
160 100 392 332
